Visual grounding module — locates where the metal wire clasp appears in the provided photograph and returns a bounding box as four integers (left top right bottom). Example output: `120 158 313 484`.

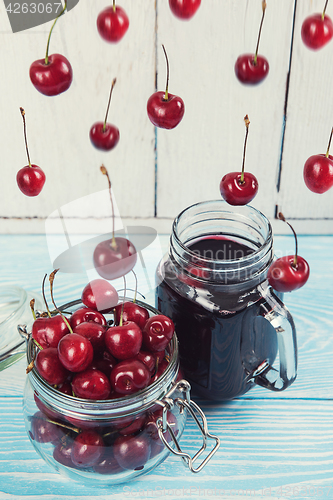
155 379 220 473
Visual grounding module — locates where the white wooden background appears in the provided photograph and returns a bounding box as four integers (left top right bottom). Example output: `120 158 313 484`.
0 0 332 234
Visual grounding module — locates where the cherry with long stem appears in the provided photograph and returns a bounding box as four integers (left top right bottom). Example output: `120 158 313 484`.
17 107 45 196
234 1 269 85
219 114 258 205
146 45 185 129
301 0 333 50
89 81 120 151
303 125 333 193
267 213 310 292
93 166 137 280
29 0 72 97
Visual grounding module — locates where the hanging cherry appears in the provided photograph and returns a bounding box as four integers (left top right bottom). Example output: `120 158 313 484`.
267 213 310 292
219 115 258 205
235 1 269 85
93 166 137 280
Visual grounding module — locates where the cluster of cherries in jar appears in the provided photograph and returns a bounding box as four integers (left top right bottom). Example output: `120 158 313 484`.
28 275 179 472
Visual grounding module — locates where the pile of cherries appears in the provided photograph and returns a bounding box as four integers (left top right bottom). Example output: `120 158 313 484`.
28 278 178 473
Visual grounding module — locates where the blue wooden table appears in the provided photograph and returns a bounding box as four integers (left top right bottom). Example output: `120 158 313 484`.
0 234 332 500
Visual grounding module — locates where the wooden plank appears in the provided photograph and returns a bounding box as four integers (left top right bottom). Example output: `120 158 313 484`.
0 397 332 498
0 235 332 401
156 0 295 221
278 0 333 219
0 1 156 219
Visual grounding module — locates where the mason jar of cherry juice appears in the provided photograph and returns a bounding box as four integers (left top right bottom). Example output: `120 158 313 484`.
156 201 298 401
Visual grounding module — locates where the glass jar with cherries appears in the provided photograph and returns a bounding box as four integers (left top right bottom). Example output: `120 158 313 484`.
21 298 219 486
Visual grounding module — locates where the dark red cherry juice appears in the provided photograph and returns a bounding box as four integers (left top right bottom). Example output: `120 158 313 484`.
156 236 278 400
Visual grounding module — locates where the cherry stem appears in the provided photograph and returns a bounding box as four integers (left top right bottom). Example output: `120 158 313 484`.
30 299 37 321
132 270 138 303
254 0 266 65
42 274 52 318
322 0 329 19
45 0 67 65
119 276 126 327
32 338 43 350
103 78 117 133
49 269 73 333
240 115 250 184
325 126 333 158
162 45 170 101
20 108 32 168
100 165 117 249
278 212 298 268
113 0 116 13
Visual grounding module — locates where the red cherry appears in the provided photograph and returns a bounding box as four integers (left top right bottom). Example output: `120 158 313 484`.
32 315 69 349
110 359 150 395
147 91 185 130
114 413 147 436
93 236 137 280
70 307 107 329
91 350 117 377
72 368 111 400
219 172 258 206
113 301 149 329
16 165 46 197
234 54 269 85
35 347 69 385
105 321 142 360
81 279 119 312
30 54 72 96
97 5 129 43
71 430 104 468
73 322 106 351
57 333 94 372
134 351 156 374
235 1 268 85
268 255 310 293
113 434 150 470
303 154 333 193
30 411 61 444
17 108 45 197
89 122 119 151
169 0 201 19
93 448 123 474
220 115 258 206
147 46 184 130
150 358 169 384
267 212 310 293
53 439 76 469
142 315 174 353
301 13 333 50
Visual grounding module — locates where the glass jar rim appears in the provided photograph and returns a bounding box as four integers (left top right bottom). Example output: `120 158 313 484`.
26 299 179 421
172 200 272 265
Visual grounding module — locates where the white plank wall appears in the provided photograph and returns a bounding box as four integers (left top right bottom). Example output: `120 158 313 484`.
0 1 332 234
278 0 333 223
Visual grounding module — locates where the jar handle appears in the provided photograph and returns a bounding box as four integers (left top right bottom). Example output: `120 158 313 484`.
156 380 220 473
245 283 297 391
